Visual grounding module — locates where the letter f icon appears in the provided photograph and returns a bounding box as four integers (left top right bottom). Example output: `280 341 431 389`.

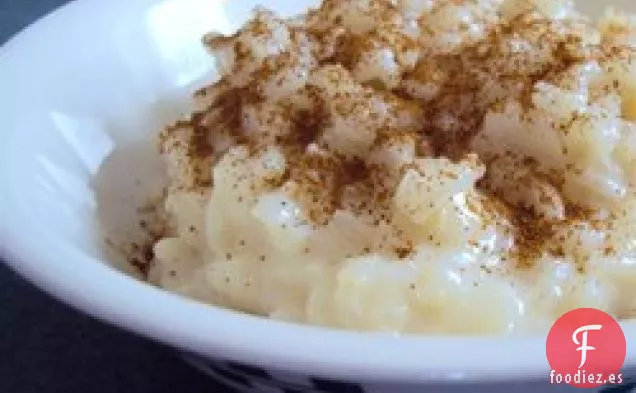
572 325 603 369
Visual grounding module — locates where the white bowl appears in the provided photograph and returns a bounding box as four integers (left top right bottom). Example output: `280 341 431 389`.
1 1 635 392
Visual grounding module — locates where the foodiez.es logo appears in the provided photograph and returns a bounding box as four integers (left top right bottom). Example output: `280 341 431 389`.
546 308 627 388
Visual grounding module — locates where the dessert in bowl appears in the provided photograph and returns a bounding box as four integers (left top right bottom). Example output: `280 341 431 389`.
152 0 636 336
1 0 635 392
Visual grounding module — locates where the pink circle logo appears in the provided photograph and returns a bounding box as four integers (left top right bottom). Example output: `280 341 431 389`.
546 308 626 388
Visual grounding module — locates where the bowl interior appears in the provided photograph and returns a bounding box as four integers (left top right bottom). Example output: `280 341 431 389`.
0 0 321 271
1 0 636 382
